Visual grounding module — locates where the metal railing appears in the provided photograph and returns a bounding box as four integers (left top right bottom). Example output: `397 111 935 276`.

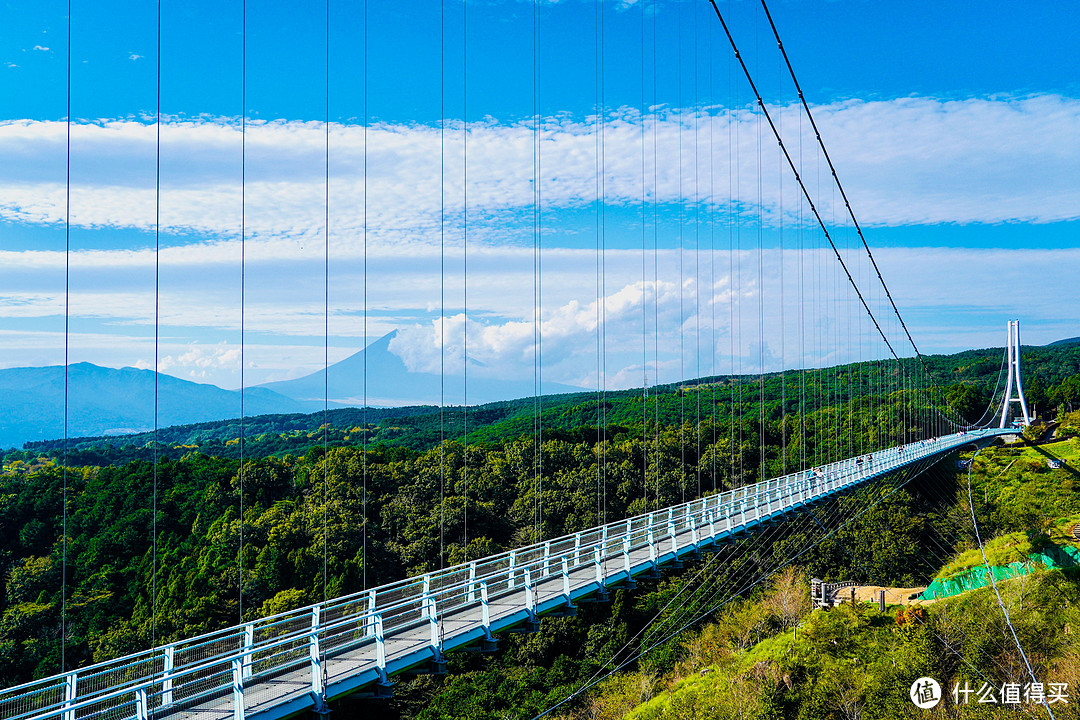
0 429 1009 720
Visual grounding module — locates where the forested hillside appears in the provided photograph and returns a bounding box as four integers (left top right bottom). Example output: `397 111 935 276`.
2 342 1080 717
586 434 1080 720
2 375 936 686
11 340 1080 468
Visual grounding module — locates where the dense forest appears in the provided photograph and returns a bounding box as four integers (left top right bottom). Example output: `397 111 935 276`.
2 342 1080 717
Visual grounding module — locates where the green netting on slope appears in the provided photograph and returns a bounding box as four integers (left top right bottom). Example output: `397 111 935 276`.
920 544 1080 600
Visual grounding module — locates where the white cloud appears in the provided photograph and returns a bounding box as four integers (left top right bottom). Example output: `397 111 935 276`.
32 45 49 52
388 277 682 380
1 94 1078 252
1 96 1079 392
128 53 142 61
151 342 241 376
1 243 1076 389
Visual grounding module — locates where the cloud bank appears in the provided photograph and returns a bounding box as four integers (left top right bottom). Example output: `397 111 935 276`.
1 94 1078 390
1 94 1078 251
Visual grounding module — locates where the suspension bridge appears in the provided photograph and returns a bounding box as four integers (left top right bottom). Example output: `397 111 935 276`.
0 426 1021 720
0 0 1047 718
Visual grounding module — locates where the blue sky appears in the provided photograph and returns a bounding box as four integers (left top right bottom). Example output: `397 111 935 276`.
1 0 1078 397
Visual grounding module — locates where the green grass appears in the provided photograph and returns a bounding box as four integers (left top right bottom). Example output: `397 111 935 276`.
935 531 1042 580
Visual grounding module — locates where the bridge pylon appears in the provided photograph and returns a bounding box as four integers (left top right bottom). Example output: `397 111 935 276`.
998 319 1032 429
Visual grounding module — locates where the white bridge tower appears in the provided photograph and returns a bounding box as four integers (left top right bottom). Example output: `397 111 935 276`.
998 319 1032 428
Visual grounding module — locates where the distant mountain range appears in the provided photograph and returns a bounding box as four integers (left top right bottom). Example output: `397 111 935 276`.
0 363 320 451
0 331 586 451
1048 337 1080 347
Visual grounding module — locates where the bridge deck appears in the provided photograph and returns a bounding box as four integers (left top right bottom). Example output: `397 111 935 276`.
0 429 1011 720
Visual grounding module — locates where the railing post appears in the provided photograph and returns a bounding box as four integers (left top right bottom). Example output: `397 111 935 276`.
467 562 477 603
310 606 324 698
573 533 582 566
561 556 571 604
647 529 657 567
543 541 552 577
365 589 377 638
508 551 517 590
135 686 148 720
523 567 536 620
425 595 440 654
622 534 632 577
594 545 603 586
668 520 677 556
689 516 699 548
63 671 77 720
480 581 492 638
231 657 245 720
374 613 388 684
242 623 254 680
162 646 174 707
422 574 432 618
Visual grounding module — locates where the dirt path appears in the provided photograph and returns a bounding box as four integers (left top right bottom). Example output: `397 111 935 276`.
824 584 937 607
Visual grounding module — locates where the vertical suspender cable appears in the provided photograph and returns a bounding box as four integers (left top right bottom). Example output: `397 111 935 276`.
361 0 368 591
62 0 71 673
462 0 468 559
594 0 602 528
709 17 716 492
152 0 161 653
322 0 330 607
536 0 543 539
677 0 685 504
797 96 804 470
239 0 246 623
319 4 331 699
755 19 764 482
651 6 659 508
777 43 786 475
693 0 701 500
733 1 743 488
726 3 736 488
532 0 540 542
640 0 647 513
597 0 607 531
439 0 446 569
532 0 543 540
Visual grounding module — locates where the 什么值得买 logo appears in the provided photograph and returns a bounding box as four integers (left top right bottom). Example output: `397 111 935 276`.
910 677 941 709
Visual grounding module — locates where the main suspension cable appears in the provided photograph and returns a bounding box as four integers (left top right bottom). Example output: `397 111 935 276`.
706 0 917 400
757 0 972 429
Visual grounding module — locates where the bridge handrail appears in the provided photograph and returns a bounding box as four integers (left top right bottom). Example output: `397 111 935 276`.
0 429 1008 720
